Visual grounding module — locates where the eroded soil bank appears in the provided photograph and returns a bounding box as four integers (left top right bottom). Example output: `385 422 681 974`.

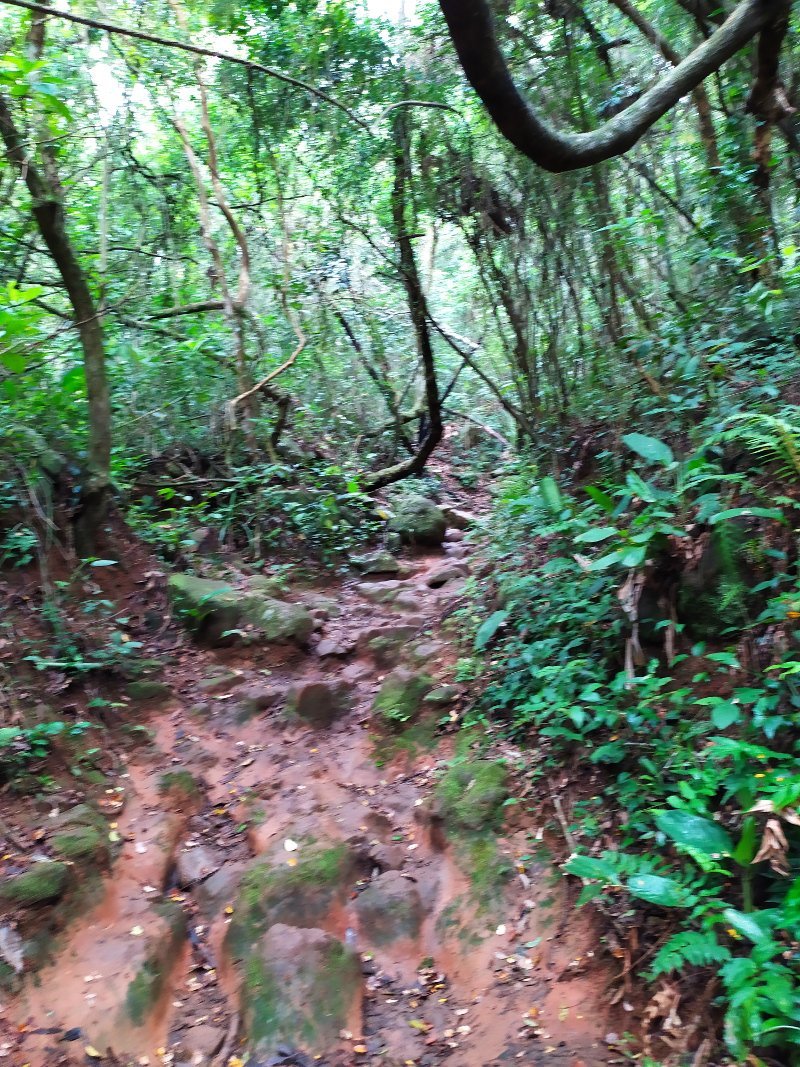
1 514 617 1066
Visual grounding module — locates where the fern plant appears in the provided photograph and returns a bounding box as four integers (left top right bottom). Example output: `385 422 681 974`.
649 929 731 979
716 409 800 480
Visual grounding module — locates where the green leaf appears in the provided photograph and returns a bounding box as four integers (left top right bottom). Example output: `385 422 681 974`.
564 855 621 883
539 476 563 514
574 526 618 544
474 610 508 651
89 559 118 567
733 816 758 866
656 810 733 856
622 433 674 466
0 350 26 373
585 485 614 513
619 544 648 568
711 702 741 729
709 507 785 525
722 908 770 944
626 874 687 908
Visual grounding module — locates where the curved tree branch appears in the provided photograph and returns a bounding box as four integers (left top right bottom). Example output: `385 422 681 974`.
437 0 786 171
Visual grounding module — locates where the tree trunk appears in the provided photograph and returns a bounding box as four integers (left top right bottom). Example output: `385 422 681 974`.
0 93 111 552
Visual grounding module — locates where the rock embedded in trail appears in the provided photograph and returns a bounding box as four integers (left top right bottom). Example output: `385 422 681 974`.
388 495 447 546
316 636 356 658
436 759 510 832
195 862 245 920
167 573 313 646
355 870 423 946
351 548 401 576
226 842 356 957
0 860 70 906
426 561 469 588
174 844 222 889
372 668 435 729
357 622 425 667
50 804 110 867
243 924 362 1057
441 505 479 530
284 678 353 727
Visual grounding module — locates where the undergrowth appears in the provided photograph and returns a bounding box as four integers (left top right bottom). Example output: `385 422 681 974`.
469 422 800 1062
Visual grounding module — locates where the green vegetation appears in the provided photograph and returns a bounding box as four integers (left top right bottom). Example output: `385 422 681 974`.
468 417 800 1058
0 0 798 1058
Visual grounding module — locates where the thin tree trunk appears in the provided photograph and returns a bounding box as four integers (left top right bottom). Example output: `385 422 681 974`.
0 94 111 550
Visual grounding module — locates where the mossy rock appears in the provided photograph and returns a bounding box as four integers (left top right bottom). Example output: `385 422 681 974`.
0 861 69 905
436 759 509 832
227 844 354 960
125 679 172 703
248 574 293 599
51 825 108 866
388 495 447 546
243 924 361 1056
167 573 313 647
372 669 434 730
158 769 201 805
351 550 400 576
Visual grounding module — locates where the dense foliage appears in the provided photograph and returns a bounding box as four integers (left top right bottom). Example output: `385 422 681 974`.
1 0 799 1060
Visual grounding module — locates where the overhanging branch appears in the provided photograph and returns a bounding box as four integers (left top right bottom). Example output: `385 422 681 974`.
438 0 785 171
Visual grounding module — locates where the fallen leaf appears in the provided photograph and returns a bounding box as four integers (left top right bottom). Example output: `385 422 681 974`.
85 1047 103 1060
130 925 144 936
408 1019 432 1033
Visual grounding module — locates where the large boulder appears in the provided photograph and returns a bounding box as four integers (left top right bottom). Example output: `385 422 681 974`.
243 924 362 1057
167 574 313 646
388 495 447 546
354 871 423 946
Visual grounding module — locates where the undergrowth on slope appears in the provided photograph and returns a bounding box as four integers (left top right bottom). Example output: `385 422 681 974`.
469 422 800 1062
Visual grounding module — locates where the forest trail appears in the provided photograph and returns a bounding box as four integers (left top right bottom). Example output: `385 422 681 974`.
4 523 613 1067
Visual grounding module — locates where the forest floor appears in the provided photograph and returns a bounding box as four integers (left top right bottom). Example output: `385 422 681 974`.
0 496 622 1067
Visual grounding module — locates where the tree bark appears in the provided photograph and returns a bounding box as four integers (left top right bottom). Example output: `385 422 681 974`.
437 0 784 170
363 112 442 490
0 93 111 548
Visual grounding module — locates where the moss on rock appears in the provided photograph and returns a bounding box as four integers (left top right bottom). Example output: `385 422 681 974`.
167 573 313 646
372 669 434 730
0 861 69 905
388 495 447 546
227 844 352 960
436 759 509 832
125 679 172 703
243 924 361 1056
158 768 201 805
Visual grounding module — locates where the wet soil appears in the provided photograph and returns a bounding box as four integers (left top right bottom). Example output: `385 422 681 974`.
1 527 616 1067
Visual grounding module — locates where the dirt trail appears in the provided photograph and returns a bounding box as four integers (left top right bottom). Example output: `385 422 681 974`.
4 527 614 1067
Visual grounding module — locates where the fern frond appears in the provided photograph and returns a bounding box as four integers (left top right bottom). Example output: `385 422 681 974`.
649 929 731 979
